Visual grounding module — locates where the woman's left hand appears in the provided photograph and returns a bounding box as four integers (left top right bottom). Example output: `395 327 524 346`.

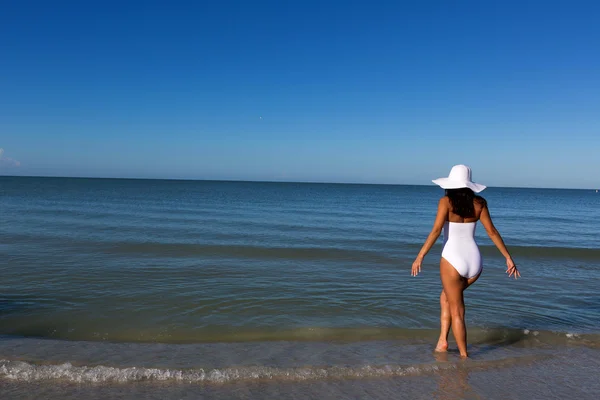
411 257 423 276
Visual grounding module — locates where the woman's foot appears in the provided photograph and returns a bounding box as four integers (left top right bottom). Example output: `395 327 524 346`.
434 339 448 352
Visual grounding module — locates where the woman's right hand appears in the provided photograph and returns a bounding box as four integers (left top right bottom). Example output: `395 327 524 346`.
506 258 521 279
411 257 423 277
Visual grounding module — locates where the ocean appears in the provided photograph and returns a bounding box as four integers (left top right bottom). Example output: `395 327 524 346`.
1 176 599 399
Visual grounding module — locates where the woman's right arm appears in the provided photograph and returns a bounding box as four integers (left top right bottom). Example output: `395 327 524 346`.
479 203 521 278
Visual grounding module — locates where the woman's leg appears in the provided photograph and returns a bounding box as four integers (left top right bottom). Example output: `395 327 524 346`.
440 258 470 357
436 290 451 352
438 258 482 355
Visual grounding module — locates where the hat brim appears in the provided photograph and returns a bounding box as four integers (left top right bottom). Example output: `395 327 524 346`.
432 178 486 193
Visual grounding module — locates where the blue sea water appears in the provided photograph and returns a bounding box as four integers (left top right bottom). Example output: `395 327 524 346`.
0 177 599 398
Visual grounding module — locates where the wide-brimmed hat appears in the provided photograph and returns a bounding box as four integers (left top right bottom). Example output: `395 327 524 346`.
432 164 486 193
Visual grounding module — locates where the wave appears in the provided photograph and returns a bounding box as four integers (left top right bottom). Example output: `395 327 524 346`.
103 242 396 263
104 242 600 262
3 231 599 262
1 326 598 346
0 356 543 384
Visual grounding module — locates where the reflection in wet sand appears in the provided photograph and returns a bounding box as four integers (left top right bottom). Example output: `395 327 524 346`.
432 352 482 400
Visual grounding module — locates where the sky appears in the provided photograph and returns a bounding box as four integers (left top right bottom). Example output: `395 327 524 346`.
1 0 599 188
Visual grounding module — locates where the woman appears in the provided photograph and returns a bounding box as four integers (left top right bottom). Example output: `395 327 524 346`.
411 164 520 358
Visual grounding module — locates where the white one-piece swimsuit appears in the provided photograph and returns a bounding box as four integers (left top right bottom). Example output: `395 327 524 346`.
441 221 482 279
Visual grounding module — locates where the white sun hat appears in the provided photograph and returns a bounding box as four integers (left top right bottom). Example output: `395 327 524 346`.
432 164 486 193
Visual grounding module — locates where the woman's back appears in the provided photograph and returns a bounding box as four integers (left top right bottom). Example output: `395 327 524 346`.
445 195 486 224
443 221 477 242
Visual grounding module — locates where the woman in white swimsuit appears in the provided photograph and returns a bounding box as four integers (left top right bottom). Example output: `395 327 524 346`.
411 165 520 358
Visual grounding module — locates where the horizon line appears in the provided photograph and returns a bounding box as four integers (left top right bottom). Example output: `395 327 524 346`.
0 174 597 191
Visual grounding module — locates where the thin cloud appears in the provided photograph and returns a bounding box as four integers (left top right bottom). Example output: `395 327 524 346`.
0 148 21 167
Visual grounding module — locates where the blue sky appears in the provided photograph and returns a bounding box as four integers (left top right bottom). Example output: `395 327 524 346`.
1 0 599 188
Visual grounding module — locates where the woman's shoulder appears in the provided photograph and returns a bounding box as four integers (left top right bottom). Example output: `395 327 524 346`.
439 195 451 204
474 195 488 207
438 196 452 210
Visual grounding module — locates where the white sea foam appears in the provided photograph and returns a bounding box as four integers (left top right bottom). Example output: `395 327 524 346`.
0 355 548 384
0 360 453 383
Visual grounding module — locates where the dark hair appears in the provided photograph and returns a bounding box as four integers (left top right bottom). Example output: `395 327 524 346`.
445 188 487 218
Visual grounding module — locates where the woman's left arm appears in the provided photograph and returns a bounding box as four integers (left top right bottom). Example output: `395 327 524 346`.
411 197 449 276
